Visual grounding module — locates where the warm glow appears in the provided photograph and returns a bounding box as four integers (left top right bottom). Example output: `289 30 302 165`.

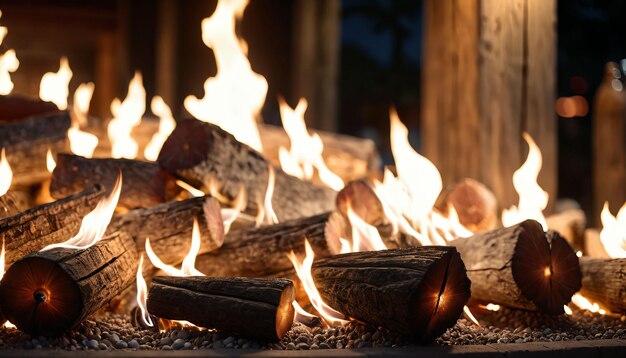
135 254 154 328
485 303 500 312
184 0 266 152
571 293 606 315
502 133 549 230
221 187 246 234
544 266 552 277
68 121 98 158
108 72 146 159
277 97 343 190
463 306 480 326
177 180 205 198
0 148 12 196
564 305 573 315
346 205 386 252
41 173 122 251
39 57 73 110
0 10 19 95
2 321 15 329
256 166 279 226
46 149 56 173
145 218 204 276
599 202 626 258
287 240 347 326
292 300 318 324
144 96 176 161
73 82 95 126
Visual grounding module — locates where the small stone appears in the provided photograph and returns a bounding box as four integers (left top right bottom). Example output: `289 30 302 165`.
296 342 309 350
357 341 370 348
128 340 140 349
319 343 331 349
172 339 185 350
114 340 128 349
159 337 173 347
213 341 224 349
223 336 235 345
177 330 190 340
97 343 107 350
184 342 192 349
86 340 99 350
162 345 172 350
286 343 296 350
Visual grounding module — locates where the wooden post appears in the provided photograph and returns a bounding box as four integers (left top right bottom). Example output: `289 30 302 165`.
421 0 557 212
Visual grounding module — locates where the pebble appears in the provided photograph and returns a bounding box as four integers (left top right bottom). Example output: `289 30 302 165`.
85 339 99 350
128 340 140 349
114 340 128 349
172 339 185 350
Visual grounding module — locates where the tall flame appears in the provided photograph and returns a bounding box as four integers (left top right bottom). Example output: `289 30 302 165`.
144 96 177 161
0 10 19 95
346 206 386 252
73 82 95 127
502 133 549 230
183 0 266 152
135 254 154 327
0 148 12 196
39 57 72 110
277 97 344 190
259 166 279 225
599 201 626 258
145 218 204 276
41 173 122 251
108 72 146 159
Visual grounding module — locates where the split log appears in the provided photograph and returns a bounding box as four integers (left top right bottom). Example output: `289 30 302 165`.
435 178 498 233
195 212 346 278
0 231 137 336
0 185 104 268
451 220 582 314
579 257 626 313
50 153 180 210
311 247 471 343
546 208 586 252
157 118 336 222
107 196 225 272
147 276 295 341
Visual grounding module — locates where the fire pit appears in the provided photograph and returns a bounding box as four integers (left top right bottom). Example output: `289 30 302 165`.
0 0 624 357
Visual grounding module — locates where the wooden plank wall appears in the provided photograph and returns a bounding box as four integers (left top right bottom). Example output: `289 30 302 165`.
422 0 557 212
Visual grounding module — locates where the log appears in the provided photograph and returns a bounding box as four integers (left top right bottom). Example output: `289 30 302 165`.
435 178 498 233
579 257 626 313
0 231 138 336
0 94 59 122
546 208 586 252
106 196 225 272
0 192 22 219
50 153 180 210
451 220 582 314
0 185 104 268
157 118 337 222
147 276 295 341
583 228 610 259
311 247 471 343
195 212 346 278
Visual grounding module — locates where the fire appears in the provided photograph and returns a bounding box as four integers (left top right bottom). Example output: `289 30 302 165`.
39 57 72 110
183 0 267 152
41 173 122 251
463 306 480 326
221 188 246 234
108 72 146 159
144 96 176 161
287 240 347 326
68 120 98 158
277 98 344 190
135 254 154 328
46 149 56 173
255 166 279 226
571 293 606 315
346 206 386 252
599 202 626 258
0 10 19 95
564 305 573 315
502 133 549 230
145 218 204 276
177 180 205 198
0 148 12 196
73 82 95 126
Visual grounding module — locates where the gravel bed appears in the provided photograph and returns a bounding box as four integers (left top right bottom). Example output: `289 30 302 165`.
0 306 624 351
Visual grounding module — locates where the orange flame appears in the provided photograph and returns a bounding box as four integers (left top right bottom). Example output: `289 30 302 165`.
144 96 176 161
0 10 19 95
346 205 386 252
570 293 606 315
256 166 278 226
108 72 146 159
41 173 122 251
68 120 98 158
599 202 626 258
46 148 56 173
221 187 246 234
463 306 480 326
39 57 72 110
73 82 95 126
135 254 154 327
145 218 204 276
0 148 12 196
184 0 266 152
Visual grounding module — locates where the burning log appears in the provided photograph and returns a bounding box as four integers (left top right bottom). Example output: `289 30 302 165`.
147 276 295 341
107 196 225 272
435 178 498 233
157 118 336 221
579 257 626 313
0 185 104 267
451 220 582 314
0 231 137 336
546 208 586 252
311 247 471 343
50 153 180 209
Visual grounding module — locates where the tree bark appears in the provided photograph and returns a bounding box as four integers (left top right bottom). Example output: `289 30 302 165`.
579 257 626 313
157 118 336 222
451 220 582 314
50 153 180 210
0 232 138 336
107 196 224 272
435 178 498 233
147 276 295 341
311 247 471 343
0 185 104 268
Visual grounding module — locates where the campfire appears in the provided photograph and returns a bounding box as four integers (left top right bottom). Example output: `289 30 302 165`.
0 0 624 354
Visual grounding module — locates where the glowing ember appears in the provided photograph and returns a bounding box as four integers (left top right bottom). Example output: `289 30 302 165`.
0 10 19 95
135 254 154 328
184 0 266 152
144 96 176 161
463 306 480 326
46 149 56 173
145 218 204 276
346 206 386 252
599 201 626 258
108 72 146 159
256 166 279 226
0 148 12 196
564 305 573 315
482 303 500 312
287 239 347 326
502 133 549 230
39 57 72 110
73 82 95 126
571 293 606 315
2 321 15 329
277 97 344 190
41 173 122 251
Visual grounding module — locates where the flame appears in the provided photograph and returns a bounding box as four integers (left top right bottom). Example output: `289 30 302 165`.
346 205 386 252
41 173 122 251
135 254 154 327
502 133 549 230
599 202 626 258
0 10 19 95
563 305 573 315
292 300 318 324
0 148 12 196
287 240 347 326
73 82 95 126
108 72 146 159
68 120 98 158
46 149 56 173
177 180 205 198
144 96 176 161
277 97 343 190
145 217 204 276
221 187 246 234
485 303 500 312
571 293 606 315
183 0 266 152
463 306 480 326
39 57 72 110
256 166 278 226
